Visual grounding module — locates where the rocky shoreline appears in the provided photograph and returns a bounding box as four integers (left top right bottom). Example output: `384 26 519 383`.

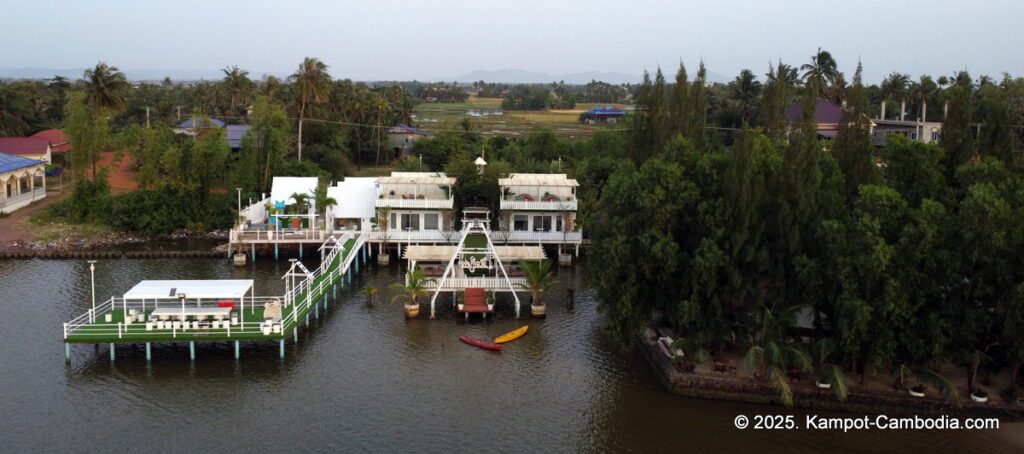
639 328 1024 421
0 230 228 258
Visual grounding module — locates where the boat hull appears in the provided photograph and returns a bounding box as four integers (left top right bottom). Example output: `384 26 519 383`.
494 326 529 344
460 335 503 351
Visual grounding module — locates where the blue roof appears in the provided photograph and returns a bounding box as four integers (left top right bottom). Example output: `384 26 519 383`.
178 118 225 129
226 125 251 150
585 106 625 116
0 153 43 174
387 123 430 136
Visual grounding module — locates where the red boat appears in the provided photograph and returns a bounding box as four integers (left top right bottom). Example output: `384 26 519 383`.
459 335 503 352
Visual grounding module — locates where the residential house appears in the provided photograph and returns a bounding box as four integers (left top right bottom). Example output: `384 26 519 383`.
375 172 455 241
326 177 378 232
784 99 848 140
226 125 251 151
498 173 581 245
0 153 46 214
386 124 430 159
580 105 626 124
872 101 942 146
0 137 52 164
30 129 71 154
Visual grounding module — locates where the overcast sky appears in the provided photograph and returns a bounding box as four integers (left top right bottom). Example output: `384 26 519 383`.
3 0 1022 83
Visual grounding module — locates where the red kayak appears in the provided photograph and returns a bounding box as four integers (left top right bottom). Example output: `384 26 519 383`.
460 335 503 352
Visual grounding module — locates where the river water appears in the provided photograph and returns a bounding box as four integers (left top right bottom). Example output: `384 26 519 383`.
0 255 1020 452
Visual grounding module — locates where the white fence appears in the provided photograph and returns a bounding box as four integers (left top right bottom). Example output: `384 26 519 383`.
375 198 454 209
423 277 528 291
500 199 577 211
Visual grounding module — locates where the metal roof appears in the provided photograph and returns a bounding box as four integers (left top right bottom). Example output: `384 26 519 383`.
0 137 50 156
178 118 226 129
377 172 455 185
387 123 430 136
30 129 71 153
785 99 843 125
403 245 546 262
123 279 254 299
584 105 625 116
0 153 44 174
226 124 251 149
499 173 579 187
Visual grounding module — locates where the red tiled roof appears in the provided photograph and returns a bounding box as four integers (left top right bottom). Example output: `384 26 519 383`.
0 137 50 156
30 129 71 153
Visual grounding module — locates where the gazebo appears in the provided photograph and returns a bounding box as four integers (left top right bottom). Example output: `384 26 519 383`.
121 279 256 324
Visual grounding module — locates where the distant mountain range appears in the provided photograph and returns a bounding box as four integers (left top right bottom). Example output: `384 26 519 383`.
0 67 731 84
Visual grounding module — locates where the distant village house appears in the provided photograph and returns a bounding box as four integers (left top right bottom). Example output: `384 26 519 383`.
580 106 626 124
387 124 430 159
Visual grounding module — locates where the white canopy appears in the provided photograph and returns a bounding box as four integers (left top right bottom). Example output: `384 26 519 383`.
327 177 377 220
499 173 578 187
403 245 546 262
123 280 254 300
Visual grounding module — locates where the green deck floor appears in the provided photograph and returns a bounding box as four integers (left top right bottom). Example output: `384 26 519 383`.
65 238 356 344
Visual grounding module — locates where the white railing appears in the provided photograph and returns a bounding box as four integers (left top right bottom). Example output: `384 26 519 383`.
366 230 459 243
231 227 328 242
63 296 288 340
375 198 454 209
500 199 577 211
422 277 528 291
503 231 583 243
0 187 46 209
279 232 363 330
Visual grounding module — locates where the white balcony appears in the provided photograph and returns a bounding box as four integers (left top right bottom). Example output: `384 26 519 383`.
376 198 454 209
367 230 459 242
422 277 528 292
500 199 577 211
497 231 583 244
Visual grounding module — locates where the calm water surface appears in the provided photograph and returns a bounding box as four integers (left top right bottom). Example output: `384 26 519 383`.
0 255 1021 452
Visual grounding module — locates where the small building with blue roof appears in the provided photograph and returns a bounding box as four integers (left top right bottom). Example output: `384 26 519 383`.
0 153 47 214
387 124 431 160
580 106 626 124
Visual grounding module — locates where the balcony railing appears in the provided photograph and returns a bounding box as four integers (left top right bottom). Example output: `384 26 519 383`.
0 187 46 210
367 230 458 242
500 231 583 243
376 198 454 209
500 199 577 211
422 277 528 291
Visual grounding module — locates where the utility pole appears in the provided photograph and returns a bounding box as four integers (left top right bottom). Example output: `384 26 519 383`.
145 106 150 128
177 106 181 121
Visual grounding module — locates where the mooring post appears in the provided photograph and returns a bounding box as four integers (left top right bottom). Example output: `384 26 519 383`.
234 341 240 361
145 342 151 361
65 343 71 364
189 341 195 361
109 343 115 362
279 339 285 359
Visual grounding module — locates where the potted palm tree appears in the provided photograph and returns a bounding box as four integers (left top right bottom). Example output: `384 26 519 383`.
313 179 338 231
520 259 557 318
289 192 311 229
362 286 378 305
374 207 392 265
390 268 434 318
743 304 813 407
893 364 959 401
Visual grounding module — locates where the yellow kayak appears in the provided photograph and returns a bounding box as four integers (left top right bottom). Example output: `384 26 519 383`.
494 326 529 344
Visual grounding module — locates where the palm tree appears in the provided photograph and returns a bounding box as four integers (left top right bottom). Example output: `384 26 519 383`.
519 260 557 309
289 57 331 161
390 268 435 317
893 364 959 401
743 304 812 407
313 179 337 229
880 72 910 108
0 82 32 136
221 65 253 116
729 69 762 126
83 62 128 113
800 48 838 95
810 337 849 402
289 192 311 229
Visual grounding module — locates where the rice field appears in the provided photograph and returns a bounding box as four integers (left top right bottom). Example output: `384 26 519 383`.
412 96 630 140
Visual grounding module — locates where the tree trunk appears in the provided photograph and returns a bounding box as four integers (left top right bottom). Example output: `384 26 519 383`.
297 101 306 161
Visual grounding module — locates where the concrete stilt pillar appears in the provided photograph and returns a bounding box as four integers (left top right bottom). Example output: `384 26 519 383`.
189 341 195 361
251 243 256 262
279 339 285 359
145 342 151 361
293 327 298 343
65 343 71 364
315 302 320 320
228 242 232 258
300 243 303 258
355 257 358 272
274 243 279 261
234 341 240 360
109 343 115 361
333 285 337 300
305 313 310 326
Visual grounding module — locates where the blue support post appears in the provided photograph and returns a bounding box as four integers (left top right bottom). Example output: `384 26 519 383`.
251 243 255 262
293 327 298 343
322 294 327 311
234 341 240 361
189 341 195 361
333 285 337 300
305 313 310 326
300 243 303 258
355 256 359 272
274 243 279 261
279 339 285 359
145 342 151 361
109 343 115 362
227 242 232 258
65 343 70 364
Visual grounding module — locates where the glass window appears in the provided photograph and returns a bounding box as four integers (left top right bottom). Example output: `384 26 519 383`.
390 213 397 230
513 215 529 231
556 215 563 232
401 213 420 230
533 215 552 231
910 132 917 140
931 130 939 142
424 213 439 230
